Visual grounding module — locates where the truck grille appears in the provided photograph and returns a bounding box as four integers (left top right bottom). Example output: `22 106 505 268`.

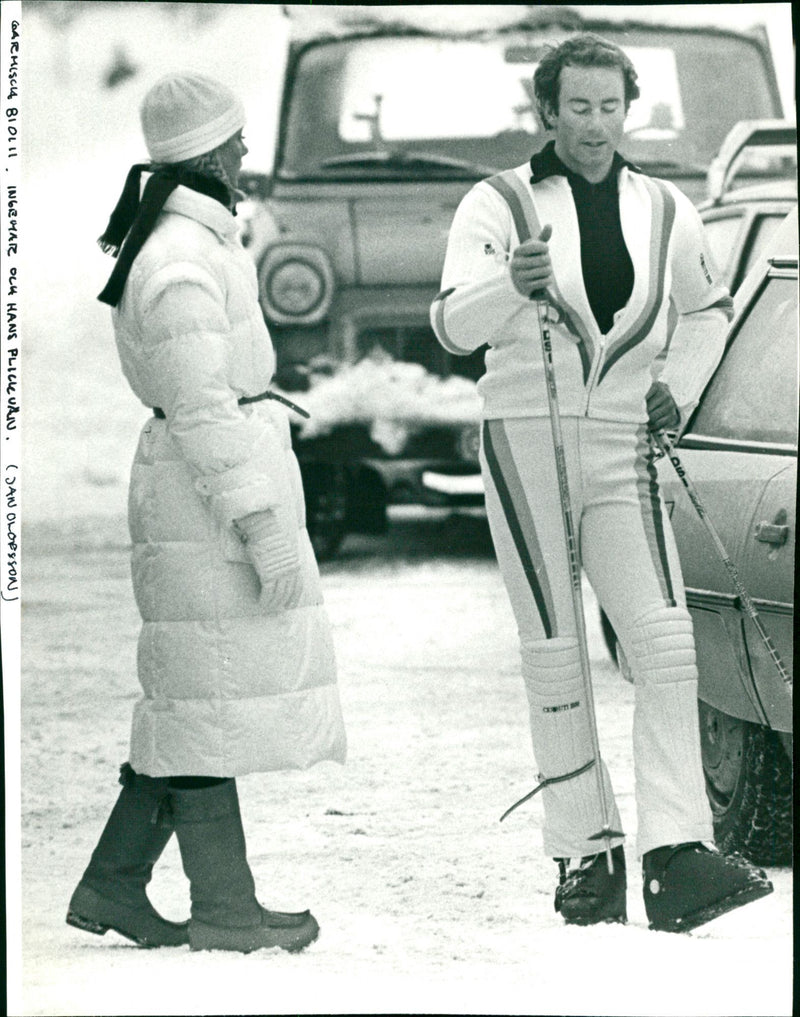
357 326 485 382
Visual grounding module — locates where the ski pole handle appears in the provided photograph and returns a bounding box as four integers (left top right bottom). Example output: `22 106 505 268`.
535 294 624 873
538 298 582 595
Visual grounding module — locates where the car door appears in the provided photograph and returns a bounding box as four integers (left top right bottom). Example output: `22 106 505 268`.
664 267 797 731
738 460 795 720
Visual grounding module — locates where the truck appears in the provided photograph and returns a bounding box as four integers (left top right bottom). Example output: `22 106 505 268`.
238 5 787 556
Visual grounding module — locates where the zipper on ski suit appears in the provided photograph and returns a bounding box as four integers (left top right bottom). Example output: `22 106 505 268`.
581 333 606 416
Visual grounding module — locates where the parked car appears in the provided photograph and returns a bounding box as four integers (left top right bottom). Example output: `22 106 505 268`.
698 119 797 294
656 209 796 866
600 118 797 662
238 6 786 556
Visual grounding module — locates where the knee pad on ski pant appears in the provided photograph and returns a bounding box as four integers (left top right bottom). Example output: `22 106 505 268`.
621 605 697 687
521 638 594 777
624 606 713 853
520 637 623 859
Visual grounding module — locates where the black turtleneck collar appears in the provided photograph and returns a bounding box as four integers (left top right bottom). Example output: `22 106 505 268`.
530 140 639 188
528 141 637 334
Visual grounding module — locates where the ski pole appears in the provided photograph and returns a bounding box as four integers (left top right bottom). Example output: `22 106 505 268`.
652 430 792 693
535 293 623 873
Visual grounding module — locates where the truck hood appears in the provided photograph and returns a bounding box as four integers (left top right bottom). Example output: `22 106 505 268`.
267 180 474 287
350 189 467 286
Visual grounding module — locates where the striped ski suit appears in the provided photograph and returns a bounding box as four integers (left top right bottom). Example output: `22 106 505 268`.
431 161 734 859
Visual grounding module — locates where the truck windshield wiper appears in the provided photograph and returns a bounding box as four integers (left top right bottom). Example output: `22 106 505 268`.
318 150 496 176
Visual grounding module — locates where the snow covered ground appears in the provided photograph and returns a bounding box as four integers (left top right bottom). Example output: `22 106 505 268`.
10 4 795 1015
19 514 794 1017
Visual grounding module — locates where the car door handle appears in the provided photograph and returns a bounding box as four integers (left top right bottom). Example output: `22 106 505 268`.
755 509 789 546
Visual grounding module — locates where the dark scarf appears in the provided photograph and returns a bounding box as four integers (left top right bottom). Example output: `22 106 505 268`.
97 165 233 307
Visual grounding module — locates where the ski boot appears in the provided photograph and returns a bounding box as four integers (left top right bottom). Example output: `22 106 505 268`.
554 844 627 925
643 841 773 933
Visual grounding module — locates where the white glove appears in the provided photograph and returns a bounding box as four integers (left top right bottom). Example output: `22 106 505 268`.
233 509 302 610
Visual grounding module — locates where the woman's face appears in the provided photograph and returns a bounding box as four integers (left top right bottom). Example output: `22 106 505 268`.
217 129 248 188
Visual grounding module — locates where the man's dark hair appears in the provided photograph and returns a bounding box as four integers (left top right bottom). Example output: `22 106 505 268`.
533 33 640 130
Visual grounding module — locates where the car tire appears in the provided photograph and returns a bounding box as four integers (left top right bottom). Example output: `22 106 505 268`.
698 699 793 867
302 463 348 561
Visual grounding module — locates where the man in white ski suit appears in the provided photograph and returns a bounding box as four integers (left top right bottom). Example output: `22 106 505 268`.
430 33 773 931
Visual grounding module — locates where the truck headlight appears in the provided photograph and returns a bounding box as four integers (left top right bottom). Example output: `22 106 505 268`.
258 244 334 324
457 424 481 463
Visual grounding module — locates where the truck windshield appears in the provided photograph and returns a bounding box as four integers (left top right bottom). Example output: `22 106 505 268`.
279 29 779 180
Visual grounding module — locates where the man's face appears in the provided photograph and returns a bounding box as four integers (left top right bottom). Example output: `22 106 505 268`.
549 64 627 182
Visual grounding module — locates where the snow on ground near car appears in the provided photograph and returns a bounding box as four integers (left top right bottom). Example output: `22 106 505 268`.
18 514 792 1017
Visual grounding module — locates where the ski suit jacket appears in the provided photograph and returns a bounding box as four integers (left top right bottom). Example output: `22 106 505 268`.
430 160 734 427
110 184 346 777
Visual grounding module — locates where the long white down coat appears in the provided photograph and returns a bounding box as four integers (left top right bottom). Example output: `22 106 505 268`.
110 185 346 777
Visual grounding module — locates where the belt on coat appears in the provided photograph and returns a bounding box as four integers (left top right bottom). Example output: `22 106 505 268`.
152 389 310 420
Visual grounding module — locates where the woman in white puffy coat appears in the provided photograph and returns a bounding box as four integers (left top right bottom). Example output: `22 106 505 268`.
67 73 345 955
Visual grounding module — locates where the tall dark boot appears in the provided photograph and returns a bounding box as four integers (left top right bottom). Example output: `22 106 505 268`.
66 763 189 948
170 778 319 953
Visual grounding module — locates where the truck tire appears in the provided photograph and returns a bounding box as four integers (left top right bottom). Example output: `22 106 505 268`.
302 463 348 561
698 699 792 867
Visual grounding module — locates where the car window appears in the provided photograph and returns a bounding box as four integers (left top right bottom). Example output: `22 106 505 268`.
702 212 745 284
280 30 778 179
736 214 791 287
690 275 798 446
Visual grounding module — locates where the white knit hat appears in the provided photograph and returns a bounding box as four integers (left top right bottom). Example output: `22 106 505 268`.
140 73 246 164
